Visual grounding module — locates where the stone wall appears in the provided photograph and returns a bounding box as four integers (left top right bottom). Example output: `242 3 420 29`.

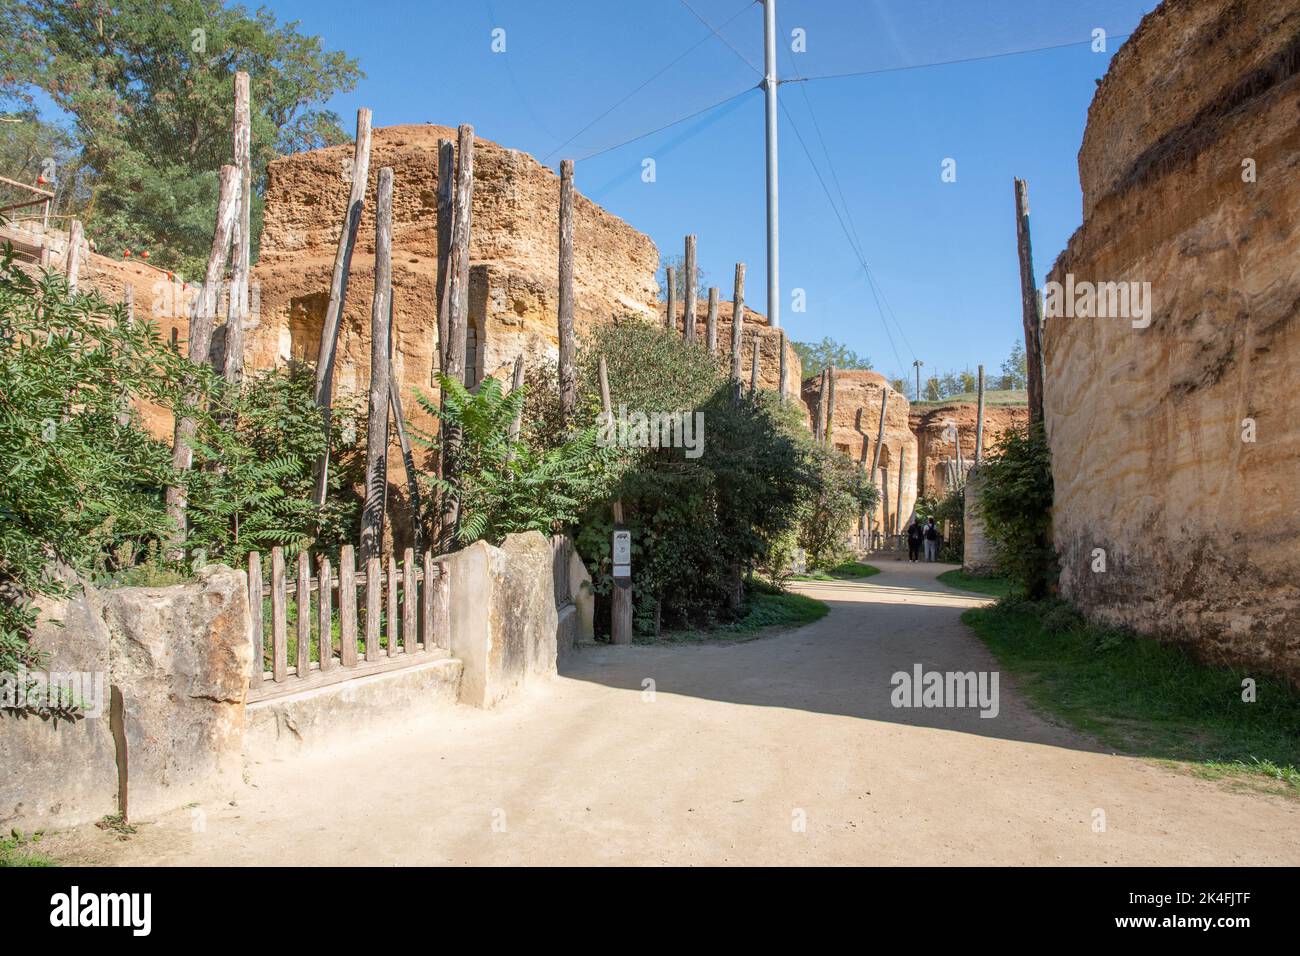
910 402 1029 499
1042 0 1300 682
803 370 918 532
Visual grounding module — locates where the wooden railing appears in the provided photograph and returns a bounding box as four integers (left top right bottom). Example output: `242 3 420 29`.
246 544 450 703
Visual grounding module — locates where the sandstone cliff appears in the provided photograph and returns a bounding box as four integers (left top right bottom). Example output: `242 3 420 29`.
910 402 1029 499
1043 0 1300 682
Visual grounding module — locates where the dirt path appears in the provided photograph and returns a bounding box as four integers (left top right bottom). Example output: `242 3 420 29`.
49 559 1299 865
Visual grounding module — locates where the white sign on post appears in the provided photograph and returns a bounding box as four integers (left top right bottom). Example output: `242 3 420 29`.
612 529 631 580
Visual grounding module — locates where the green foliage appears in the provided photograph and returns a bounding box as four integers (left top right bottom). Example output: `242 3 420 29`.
0 248 191 674
791 336 872 377
415 374 617 546
998 341 1028 390
655 251 706 302
914 487 965 562
936 569 1011 599
964 597 1300 795
0 0 362 275
974 422 1055 598
185 364 362 566
655 580 829 644
797 442 877 569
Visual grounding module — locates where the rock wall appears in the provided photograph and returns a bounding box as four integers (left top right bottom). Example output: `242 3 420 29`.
1043 0 1300 682
910 402 1029 499
247 124 660 443
803 370 918 532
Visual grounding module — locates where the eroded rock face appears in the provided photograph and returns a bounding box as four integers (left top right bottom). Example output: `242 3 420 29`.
803 370 918 532
1043 0 1300 682
910 403 1029 499
100 565 252 818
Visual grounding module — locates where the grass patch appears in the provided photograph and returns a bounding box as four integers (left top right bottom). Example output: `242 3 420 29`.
1 831 56 867
653 583 829 645
963 598 1300 796
937 569 1011 598
791 561 881 582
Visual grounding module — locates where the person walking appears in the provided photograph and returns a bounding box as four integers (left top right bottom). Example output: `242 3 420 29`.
906 518 924 563
923 517 939 562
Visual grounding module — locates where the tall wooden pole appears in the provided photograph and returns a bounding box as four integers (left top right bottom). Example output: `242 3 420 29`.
436 138 455 369
441 125 475 549
705 287 718 354
313 107 372 506
824 365 837 446
778 329 787 400
361 168 394 563
64 219 83 290
895 447 906 535
665 267 676 332
224 71 252 384
868 389 889 536
165 166 241 553
749 337 761 395
557 159 577 424
507 355 526 446
1014 178 1045 425
683 234 697 342
730 264 745 382
975 364 986 464
599 356 633 646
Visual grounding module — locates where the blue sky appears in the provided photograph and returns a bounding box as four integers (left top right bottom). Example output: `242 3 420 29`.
262 0 1156 386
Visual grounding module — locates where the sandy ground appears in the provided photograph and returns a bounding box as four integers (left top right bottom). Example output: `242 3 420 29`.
46 559 1299 866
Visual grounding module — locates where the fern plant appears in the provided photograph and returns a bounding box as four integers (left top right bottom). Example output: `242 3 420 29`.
414 374 617 546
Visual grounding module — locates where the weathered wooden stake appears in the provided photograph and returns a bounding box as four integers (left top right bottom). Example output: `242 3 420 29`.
313 108 372 506
778 329 787 399
896 447 907 535
507 354 526 449
364 554 380 661
599 356 633 646
705 287 719 354
64 218 83 290
386 554 398 657
869 389 890 534
403 548 418 652
388 364 423 553
271 547 287 682
683 235 697 342
360 167 394 563
1014 178 1045 425
296 551 310 677
318 555 333 671
436 138 455 366
247 552 263 677
730 264 745 382
749 337 761 395
165 165 241 553
339 545 358 667
441 125 475 550
224 71 252 384
557 159 577 424
665 266 676 332
974 364 986 464
825 365 837 445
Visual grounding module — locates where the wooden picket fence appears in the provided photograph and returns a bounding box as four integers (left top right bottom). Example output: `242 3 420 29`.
246 544 450 703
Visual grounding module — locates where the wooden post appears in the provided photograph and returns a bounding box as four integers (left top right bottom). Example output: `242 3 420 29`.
388 362 423 553
271 547 287 682
974 364 986 464
879 468 890 542
749 337 761 395
432 560 451 650
683 235 697 342
507 354 526 448
665 267 676 332
64 218 83 290
599 356 633 646
317 555 333 671
224 71 252 384
895 447 906 535
339 545 358 667
165 165 241 553
557 159 577 424
705 287 718 354
441 125 474 550
869 389 889 535
296 551 311 677
778 329 787 399
247 552 263 680
1014 178 1045 425
421 550 436 650
360 167 394 562
364 554 381 661
402 548 418 652
313 108 372 506
730 264 745 381
436 138 455 366
825 365 837 446
386 554 399 656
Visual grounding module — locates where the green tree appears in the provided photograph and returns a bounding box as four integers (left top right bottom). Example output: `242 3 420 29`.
656 251 706 303
975 422 1055 597
998 340 1028 390
0 0 362 275
792 336 872 377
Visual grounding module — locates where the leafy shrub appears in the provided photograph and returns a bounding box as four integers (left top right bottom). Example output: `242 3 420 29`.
974 421 1056 597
